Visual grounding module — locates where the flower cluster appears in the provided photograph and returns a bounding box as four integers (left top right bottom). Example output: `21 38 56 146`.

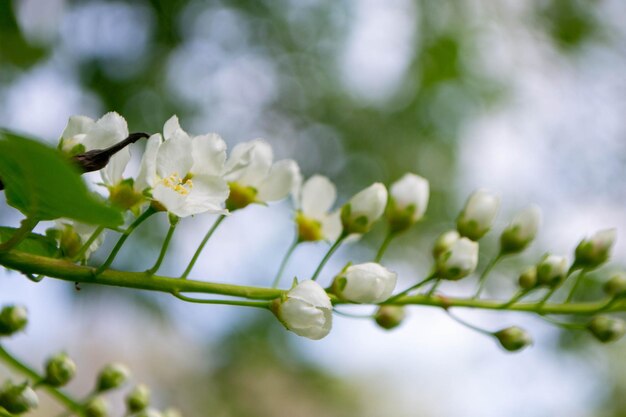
27 112 626 349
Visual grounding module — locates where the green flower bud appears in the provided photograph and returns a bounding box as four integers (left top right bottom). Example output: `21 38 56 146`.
518 266 538 290
587 316 626 343
436 237 479 281
340 183 387 235
456 190 500 241
494 326 532 352
386 173 429 233
0 305 28 336
574 229 616 270
162 408 183 417
44 353 76 387
0 381 39 414
432 230 460 260
85 397 109 417
126 384 151 413
536 255 568 288
374 306 406 330
108 179 145 212
500 206 541 255
604 273 626 298
96 363 130 392
295 212 324 242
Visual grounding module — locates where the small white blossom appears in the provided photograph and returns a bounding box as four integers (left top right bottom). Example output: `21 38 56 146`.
223 139 301 210
136 116 229 218
536 254 569 287
293 175 342 242
432 230 460 260
436 237 479 280
332 262 397 304
60 112 130 186
341 183 388 234
575 229 617 269
387 173 429 232
457 189 500 241
500 205 541 254
272 280 332 340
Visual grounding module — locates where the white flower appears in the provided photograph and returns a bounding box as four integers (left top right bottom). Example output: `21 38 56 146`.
222 139 301 210
272 280 332 340
60 112 130 186
52 220 105 260
457 189 500 241
341 183 388 234
293 175 342 242
136 116 229 218
536 254 569 287
387 173 429 231
500 205 541 254
436 237 479 280
432 230 460 260
575 228 617 269
332 262 397 303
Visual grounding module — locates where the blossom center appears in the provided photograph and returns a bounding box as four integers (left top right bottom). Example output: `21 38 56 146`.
162 173 193 195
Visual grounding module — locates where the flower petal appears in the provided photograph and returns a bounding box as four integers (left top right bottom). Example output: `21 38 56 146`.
83 112 129 150
301 175 336 217
61 115 95 140
321 211 342 242
135 134 163 191
191 133 227 176
156 130 193 178
179 174 229 217
223 139 273 186
163 115 183 140
152 183 187 216
256 159 300 202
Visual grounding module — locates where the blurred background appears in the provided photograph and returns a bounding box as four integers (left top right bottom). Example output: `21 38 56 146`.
1 0 626 416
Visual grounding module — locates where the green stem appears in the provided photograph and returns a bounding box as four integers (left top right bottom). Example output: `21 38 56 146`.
374 231 396 263
271 238 300 288
498 289 530 309
95 207 156 275
333 308 375 319
426 279 441 297
473 253 503 298
2 251 626 315
311 233 346 281
72 226 104 262
0 218 39 252
537 315 586 330
565 269 587 303
172 292 270 309
386 273 437 303
0 344 83 415
445 310 494 337
537 287 558 309
180 215 226 279
145 219 178 276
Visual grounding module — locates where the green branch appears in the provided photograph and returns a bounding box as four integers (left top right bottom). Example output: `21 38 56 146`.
1 250 625 315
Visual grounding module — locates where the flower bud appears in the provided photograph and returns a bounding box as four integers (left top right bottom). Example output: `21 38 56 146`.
587 316 626 343
271 280 332 340
574 229 616 270
332 263 397 304
386 173 429 233
456 190 500 241
518 266 538 290
162 409 183 417
604 272 626 298
432 230 460 260
0 382 39 414
341 183 388 234
494 326 532 352
536 255 569 288
96 363 131 392
0 305 28 336
44 353 76 387
126 384 151 413
374 306 406 330
500 206 541 254
85 397 109 417
436 237 479 281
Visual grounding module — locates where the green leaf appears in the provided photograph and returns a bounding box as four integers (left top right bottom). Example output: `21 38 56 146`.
0 130 124 227
0 227 59 258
